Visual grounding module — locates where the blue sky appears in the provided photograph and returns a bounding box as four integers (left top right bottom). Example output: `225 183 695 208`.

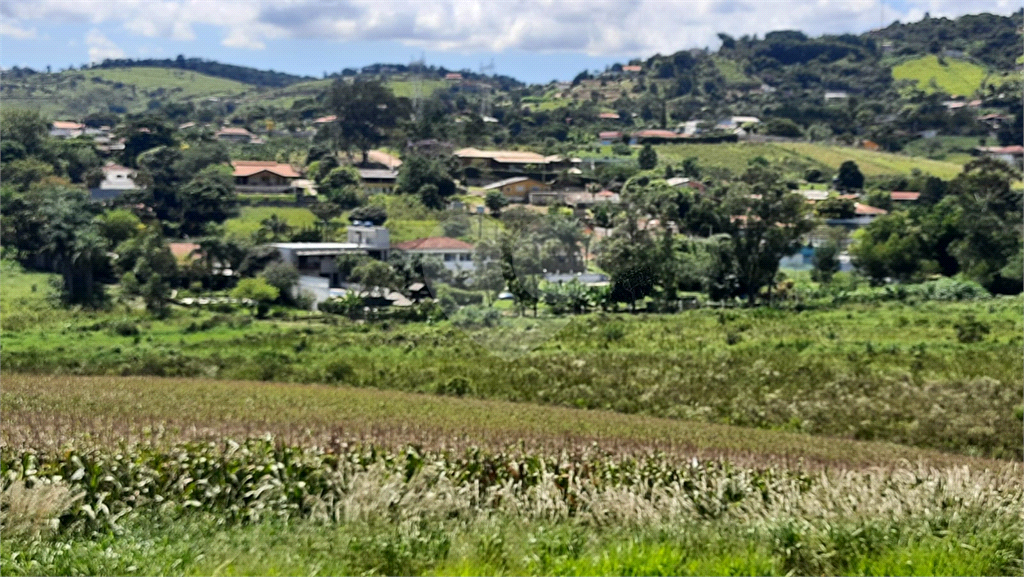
1 1 1020 84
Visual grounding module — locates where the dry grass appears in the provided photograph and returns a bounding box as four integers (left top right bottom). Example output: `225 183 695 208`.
0 481 81 538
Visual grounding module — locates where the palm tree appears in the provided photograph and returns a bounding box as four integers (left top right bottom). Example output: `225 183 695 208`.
258 214 292 242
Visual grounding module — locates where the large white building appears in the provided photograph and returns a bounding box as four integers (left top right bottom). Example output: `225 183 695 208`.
393 237 475 273
271 224 391 305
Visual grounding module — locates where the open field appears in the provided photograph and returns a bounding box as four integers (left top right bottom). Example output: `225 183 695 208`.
2 261 1021 575
2 374 1021 575
2 262 1021 460
222 206 320 240
1 373 994 470
891 55 989 97
653 142 820 175
80 67 252 98
775 142 966 179
646 141 966 179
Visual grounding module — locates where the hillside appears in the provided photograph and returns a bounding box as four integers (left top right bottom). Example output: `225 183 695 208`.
0 67 255 118
891 55 992 96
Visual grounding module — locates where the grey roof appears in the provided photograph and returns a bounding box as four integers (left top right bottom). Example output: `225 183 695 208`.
482 176 530 189
358 168 399 181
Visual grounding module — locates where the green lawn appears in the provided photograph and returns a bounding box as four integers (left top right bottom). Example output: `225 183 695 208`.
223 206 319 240
891 55 989 97
654 142 821 175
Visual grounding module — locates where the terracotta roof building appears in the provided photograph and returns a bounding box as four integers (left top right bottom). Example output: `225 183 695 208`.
854 203 888 216
231 161 301 192
890 191 920 202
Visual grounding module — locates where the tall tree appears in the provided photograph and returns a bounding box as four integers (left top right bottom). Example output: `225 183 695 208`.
34 185 107 305
322 80 405 164
178 165 239 237
722 166 815 304
637 143 658 170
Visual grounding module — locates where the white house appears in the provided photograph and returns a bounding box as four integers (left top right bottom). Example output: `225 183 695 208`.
393 237 475 272
271 224 391 290
90 163 138 201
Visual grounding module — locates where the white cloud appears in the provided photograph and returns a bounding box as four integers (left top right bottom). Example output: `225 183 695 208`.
86 28 126 63
1 22 37 39
2 0 1021 57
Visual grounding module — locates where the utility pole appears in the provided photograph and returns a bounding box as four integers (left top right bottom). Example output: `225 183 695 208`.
410 52 426 121
478 58 496 119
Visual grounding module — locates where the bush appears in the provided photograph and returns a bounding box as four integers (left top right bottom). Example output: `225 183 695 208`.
449 305 502 328
954 314 990 343
107 318 140 337
435 376 473 396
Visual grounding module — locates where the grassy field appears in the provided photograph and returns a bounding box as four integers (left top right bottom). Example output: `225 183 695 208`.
2 261 1020 460
891 55 989 97
653 142 820 175
80 67 252 98
222 206 320 240
647 141 966 180
775 142 966 180
3 258 1022 575
900 135 991 165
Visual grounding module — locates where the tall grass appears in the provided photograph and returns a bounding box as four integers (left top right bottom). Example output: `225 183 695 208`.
2 438 1021 576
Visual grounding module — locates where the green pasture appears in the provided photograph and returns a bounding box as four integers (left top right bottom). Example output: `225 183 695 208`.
891 55 989 97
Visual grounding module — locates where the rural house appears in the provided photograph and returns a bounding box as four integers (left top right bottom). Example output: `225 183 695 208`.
90 163 138 201
482 176 551 202
454 148 578 181
358 168 399 194
50 121 84 139
232 161 301 193
215 127 260 144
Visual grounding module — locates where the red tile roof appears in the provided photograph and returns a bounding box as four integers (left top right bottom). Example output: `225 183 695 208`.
854 202 888 216
633 129 679 139
52 120 84 130
394 237 475 251
168 242 201 261
622 65 642 72
231 160 301 178
598 112 620 120
890 191 920 201
598 131 622 139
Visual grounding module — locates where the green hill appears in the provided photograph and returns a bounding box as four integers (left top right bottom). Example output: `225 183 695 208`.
891 55 989 97
82 67 253 98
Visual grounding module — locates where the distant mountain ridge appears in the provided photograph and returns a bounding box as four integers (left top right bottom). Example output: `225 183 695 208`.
90 56 314 88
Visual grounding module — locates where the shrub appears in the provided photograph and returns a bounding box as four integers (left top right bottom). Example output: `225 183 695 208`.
449 305 502 328
107 318 140 337
954 314 990 343
435 376 473 396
